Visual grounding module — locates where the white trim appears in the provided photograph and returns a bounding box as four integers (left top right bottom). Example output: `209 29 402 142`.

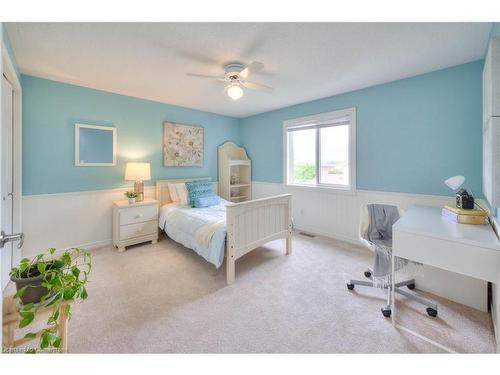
2 42 22 268
294 225 360 245
42 239 113 260
23 185 156 200
283 108 353 128
75 123 117 167
282 107 356 194
252 181 490 203
285 183 357 196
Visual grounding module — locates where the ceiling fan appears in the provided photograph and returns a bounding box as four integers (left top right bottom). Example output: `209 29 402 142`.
187 61 274 100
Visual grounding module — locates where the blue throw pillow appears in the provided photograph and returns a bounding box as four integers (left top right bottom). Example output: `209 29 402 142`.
192 195 221 208
185 180 215 207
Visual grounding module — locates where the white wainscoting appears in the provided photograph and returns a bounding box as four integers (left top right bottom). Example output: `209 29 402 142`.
21 187 156 257
21 182 488 311
252 181 489 311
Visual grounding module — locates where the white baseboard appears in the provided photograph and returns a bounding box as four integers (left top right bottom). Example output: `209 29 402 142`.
294 225 361 246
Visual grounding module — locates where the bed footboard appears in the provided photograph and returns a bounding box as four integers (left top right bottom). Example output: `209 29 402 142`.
225 194 292 284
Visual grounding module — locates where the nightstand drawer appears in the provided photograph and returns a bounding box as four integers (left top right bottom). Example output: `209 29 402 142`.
119 220 157 241
120 205 158 225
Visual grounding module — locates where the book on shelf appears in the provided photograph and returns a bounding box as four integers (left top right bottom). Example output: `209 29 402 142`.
441 208 488 225
443 205 487 217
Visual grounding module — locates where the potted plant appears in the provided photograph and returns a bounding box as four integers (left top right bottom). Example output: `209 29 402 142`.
124 191 137 204
9 247 91 352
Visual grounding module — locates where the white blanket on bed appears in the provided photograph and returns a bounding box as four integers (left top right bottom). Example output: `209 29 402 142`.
195 219 225 247
158 201 229 268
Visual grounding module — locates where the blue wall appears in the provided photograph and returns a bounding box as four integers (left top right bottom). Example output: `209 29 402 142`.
21 61 484 197
22 75 240 195
240 61 484 197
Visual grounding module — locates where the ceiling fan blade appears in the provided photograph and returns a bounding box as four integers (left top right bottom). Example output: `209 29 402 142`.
239 61 264 79
187 73 226 81
241 80 274 93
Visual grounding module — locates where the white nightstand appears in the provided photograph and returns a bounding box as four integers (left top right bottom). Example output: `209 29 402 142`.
112 198 159 252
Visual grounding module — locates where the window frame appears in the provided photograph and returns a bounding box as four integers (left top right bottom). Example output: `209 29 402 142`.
282 107 356 194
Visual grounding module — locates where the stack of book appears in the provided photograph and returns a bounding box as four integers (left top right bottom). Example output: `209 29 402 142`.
441 205 488 225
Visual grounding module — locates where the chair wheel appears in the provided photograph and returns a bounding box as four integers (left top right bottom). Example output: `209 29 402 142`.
407 283 415 290
364 271 372 278
426 308 438 317
381 307 391 318
347 283 355 290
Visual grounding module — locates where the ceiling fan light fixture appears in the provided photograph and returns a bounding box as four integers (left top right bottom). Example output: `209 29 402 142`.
227 84 244 100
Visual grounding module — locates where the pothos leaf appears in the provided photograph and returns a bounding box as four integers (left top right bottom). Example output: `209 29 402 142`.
47 309 59 325
53 336 61 348
14 285 29 298
24 332 37 339
21 302 35 312
19 312 34 328
63 288 76 300
71 266 80 278
37 262 46 274
40 331 51 349
80 287 88 300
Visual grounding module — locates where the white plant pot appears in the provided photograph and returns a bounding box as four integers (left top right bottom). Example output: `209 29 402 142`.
128 197 136 204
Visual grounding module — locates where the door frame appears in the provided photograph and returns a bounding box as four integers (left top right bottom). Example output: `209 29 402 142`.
2 42 22 268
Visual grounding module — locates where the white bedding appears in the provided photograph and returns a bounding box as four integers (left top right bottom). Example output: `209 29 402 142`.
158 200 229 268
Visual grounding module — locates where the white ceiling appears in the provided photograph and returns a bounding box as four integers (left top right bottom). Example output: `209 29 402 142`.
6 22 492 118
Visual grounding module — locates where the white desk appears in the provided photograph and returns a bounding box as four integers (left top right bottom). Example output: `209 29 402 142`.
391 205 500 352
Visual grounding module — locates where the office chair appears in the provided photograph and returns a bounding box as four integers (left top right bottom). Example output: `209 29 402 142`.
347 204 438 318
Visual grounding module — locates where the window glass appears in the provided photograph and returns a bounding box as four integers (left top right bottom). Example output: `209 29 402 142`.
289 128 316 185
319 125 349 186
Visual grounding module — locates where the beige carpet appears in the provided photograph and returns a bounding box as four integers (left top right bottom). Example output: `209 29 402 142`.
64 233 495 353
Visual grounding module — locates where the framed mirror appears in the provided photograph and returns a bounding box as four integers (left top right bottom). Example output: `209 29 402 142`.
75 124 117 166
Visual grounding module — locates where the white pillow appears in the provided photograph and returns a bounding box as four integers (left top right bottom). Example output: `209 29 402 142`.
175 183 189 206
167 183 180 203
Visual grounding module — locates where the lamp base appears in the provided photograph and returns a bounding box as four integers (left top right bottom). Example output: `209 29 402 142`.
134 181 144 202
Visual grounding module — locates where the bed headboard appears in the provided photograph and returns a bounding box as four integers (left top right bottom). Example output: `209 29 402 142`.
155 178 217 207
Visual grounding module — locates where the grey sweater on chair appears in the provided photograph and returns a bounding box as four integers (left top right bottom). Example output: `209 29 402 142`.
366 204 400 282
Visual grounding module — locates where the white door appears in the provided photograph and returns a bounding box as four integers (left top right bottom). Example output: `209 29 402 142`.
1 73 23 291
2 31 24 349
1 74 14 289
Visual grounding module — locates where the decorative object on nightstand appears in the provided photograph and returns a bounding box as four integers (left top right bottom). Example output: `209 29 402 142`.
443 175 490 225
124 191 137 204
113 198 159 252
125 162 151 202
444 175 475 209
218 141 251 203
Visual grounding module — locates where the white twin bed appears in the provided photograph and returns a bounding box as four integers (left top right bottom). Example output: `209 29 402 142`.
156 178 292 284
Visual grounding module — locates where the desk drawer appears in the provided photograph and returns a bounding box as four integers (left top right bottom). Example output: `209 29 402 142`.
119 220 157 241
120 205 158 225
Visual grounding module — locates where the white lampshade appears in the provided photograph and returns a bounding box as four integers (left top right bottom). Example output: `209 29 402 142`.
227 84 244 100
445 175 465 191
125 162 151 181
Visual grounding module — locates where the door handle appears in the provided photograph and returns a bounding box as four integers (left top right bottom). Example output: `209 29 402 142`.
0 230 24 249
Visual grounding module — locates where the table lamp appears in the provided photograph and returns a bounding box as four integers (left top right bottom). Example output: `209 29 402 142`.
125 162 151 202
444 175 474 209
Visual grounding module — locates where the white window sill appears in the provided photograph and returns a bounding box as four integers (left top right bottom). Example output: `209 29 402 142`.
284 183 357 196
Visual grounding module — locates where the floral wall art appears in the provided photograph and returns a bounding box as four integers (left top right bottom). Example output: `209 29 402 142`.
163 122 204 167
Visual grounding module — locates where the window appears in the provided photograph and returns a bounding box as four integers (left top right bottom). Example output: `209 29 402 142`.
284 108 356 192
